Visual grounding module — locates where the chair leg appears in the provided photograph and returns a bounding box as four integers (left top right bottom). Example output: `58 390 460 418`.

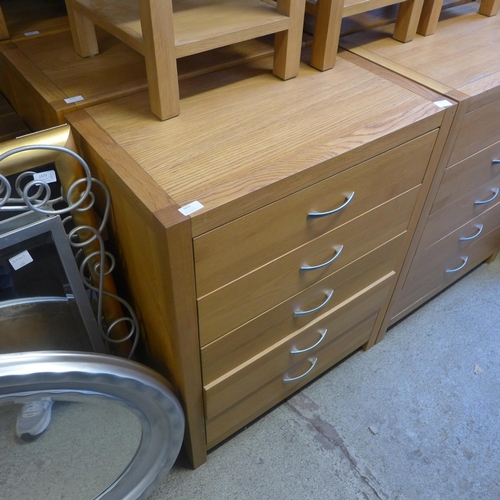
479 0 500 16
417 0 444 36
138 0 180 120
0 7 9 40
393 0 425 42
310 0 344 71
273 0 306 80
65 0 99 57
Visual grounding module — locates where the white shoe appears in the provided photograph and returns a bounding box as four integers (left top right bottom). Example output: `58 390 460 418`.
16 399 54 441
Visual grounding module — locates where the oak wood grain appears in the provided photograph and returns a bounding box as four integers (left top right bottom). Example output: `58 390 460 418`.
81 54 445 236
341 3 500 101
406 200 500 285
391 225 500 320
194 131 435 296
69 111 207 469
205 275 393 445
432 139 500 213
197 188 418 344
0 0 68 41
201 235 404 380
419 175 500 250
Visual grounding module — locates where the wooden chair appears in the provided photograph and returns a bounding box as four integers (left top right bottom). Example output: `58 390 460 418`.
306 0 425 70
418 0 499 35
0 8 9 40
64 0 306 121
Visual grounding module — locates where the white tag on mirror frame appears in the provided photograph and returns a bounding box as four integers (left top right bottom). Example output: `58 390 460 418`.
33 170 57 184
9 250 34 271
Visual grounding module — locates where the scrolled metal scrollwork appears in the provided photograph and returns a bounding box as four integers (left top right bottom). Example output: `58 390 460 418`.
0 145 139 358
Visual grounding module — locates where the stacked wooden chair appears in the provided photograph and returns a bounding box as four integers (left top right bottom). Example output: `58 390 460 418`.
0 8 8 40
64 0 307 120
306 0 425 70
418 0 499 35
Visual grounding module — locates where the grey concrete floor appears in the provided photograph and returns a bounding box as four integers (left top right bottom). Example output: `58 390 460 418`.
152 255 500 500
1 256 498 500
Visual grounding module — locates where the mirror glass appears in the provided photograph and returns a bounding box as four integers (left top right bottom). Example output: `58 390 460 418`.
0 395 143 500
0 212 105 354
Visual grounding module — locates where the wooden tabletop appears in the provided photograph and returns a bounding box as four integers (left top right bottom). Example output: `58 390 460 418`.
0 0 68 40
68 51 447 236
340 3 500 103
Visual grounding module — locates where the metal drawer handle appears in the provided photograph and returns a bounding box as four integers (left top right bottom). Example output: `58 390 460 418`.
445 256 469 273
300 245 344 272
294 290 334 317
474 187 499 205
283 357 318 383
459 224 483 241
308 192 355 217
291 329 327 354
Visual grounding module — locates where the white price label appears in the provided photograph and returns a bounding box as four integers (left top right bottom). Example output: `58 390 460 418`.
9 251 34 271
434 100 453 108
64 95 85 104
179 200 204 216
33 170 57 184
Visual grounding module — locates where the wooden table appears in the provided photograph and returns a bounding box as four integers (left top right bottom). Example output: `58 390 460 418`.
64 0 306 120
341 2 500 334
0 0 68 41
66 49 454 467
0 27 279 131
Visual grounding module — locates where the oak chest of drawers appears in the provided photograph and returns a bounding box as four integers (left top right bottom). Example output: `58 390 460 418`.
341 3 500 329
66 50 453 467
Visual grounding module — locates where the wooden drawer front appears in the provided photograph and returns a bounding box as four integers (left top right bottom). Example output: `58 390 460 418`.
432 139 500 214
407 201 500 286
419 176 500 251
449 99 500 166
201 235 404 381
204 275 394 445
198 187 419 345
194 131 437 297
392 225 500 320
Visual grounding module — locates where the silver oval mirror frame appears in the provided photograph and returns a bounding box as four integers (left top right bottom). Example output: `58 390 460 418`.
0 351 185 500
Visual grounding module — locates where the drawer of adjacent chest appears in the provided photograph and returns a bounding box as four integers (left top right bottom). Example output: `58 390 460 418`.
194 131 437 297
406 200 500 286
432 139 500 214
201 234 405 382
449 98 500 166
204 274 394 446
391 225 500 322
198 187 419 346
419 175 500 251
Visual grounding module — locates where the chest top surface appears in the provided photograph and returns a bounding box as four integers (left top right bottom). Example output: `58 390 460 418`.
76 52 446 234
341 3 500 101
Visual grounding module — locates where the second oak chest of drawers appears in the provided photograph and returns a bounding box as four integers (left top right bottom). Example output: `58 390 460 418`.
341 2 500 328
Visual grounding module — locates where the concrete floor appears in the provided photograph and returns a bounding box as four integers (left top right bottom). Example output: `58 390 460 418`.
1 256 498 499
151 255 500 500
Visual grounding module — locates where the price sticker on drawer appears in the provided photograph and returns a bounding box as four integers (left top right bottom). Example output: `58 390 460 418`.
33 170 57 184
179 200 204 216
9 250 34 271
64 95 85 104
434 100 453 108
